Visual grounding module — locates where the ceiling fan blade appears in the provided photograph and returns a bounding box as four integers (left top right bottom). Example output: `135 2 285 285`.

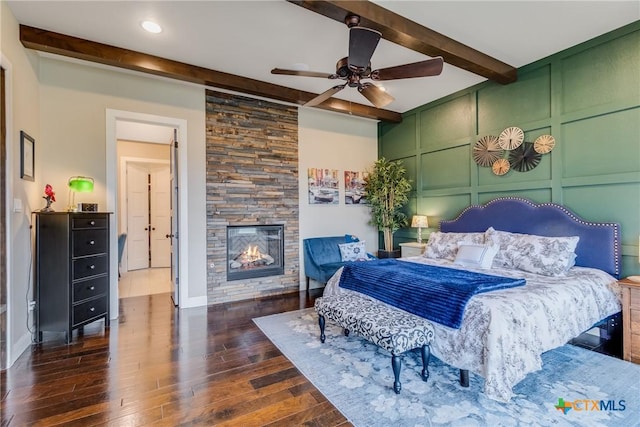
305 84 347 107
371 57 444 81
358 83 395 108
271 68 336 79
348 27 381 70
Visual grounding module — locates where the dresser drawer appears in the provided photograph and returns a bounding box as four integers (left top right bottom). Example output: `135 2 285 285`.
73 276 108 303
72 215 108 230
72 297 107 326
73 229 108 257
73 255 108 280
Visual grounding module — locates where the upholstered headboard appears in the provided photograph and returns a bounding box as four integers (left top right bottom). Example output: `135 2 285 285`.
440 197 621 278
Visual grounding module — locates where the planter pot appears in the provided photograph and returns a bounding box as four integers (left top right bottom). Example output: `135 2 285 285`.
377 249 401 259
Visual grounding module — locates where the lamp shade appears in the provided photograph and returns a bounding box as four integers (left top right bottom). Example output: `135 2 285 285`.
411 215 429 228
68 176 94 193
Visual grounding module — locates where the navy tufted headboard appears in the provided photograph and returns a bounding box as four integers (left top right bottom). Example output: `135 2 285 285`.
440 197 621 278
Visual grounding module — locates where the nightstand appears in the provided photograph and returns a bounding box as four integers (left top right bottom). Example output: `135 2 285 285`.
399 242 426 258
619 277 640 364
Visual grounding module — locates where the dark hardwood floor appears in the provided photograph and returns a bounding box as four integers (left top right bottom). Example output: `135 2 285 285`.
1 290 351 426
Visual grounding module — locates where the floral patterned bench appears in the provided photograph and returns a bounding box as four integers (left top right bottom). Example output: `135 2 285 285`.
314 292 435 393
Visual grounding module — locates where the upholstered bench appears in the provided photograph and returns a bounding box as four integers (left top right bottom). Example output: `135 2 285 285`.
314 292 435 394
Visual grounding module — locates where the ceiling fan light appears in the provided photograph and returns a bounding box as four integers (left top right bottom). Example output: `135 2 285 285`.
141 20 162 34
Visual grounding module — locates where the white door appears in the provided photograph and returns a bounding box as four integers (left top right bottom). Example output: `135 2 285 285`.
150 166 171 267
127 163 149 270
170 130 179 305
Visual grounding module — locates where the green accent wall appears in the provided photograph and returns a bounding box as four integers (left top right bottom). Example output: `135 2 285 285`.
379 21 640 277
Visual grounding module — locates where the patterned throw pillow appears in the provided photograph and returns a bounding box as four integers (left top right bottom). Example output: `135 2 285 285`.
454 243 499 269
338 241 367 262
485 227 579 276
424 232 485 261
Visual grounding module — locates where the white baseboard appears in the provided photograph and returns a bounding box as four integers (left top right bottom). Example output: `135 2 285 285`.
9 331 33 368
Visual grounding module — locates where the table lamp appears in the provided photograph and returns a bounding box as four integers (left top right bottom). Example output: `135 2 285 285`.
67 176 94 211
411 215 429 244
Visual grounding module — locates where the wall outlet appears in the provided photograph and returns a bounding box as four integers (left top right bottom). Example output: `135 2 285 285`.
28 301 36 311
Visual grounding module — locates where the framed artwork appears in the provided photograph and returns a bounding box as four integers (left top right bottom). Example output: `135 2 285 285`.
307 167 339 204
344 170 368 204
20 131 35 181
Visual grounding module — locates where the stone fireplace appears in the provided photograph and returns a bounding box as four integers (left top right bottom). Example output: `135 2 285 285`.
206 90 299 303
227 225 284 281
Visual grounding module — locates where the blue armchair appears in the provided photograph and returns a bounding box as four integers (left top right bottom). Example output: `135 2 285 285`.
303 236 350 290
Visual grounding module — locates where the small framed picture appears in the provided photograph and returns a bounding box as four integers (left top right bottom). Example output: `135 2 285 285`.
20 131 35 181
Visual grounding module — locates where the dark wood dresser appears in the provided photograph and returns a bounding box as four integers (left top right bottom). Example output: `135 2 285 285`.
34 212 111 343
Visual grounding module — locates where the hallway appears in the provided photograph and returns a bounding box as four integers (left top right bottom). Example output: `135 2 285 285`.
118 267 172 298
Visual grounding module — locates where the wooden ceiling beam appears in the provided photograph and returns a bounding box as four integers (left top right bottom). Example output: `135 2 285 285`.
287 0 517 84
19 25 401 123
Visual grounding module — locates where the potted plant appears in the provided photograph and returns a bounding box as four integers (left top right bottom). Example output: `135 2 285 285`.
364 157 412 258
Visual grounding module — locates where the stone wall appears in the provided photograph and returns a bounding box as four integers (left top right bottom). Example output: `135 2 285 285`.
205 90 299 303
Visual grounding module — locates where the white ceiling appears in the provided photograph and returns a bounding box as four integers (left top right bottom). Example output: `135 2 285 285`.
7 1 640 115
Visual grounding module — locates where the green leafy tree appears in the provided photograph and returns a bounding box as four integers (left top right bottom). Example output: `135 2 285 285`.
364 158 412 251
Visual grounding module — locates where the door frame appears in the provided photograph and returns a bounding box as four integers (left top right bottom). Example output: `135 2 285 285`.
106 109 190 317
1 54 15 367
119 156 170 273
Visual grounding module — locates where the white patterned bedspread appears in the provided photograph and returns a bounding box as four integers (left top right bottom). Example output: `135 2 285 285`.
323 257 621 402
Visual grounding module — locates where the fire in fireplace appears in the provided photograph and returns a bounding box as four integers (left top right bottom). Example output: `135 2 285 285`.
227 225 284 281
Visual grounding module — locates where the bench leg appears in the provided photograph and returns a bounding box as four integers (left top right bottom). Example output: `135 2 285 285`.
391 354 402 394
420 345 430 381
460 369 469 387
318 315 326 343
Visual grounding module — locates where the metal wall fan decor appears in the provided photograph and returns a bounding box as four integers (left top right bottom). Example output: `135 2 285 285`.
508 142 542 172
473 128 556 175
271 14 444 108
472 135 504 167
497 126 524 150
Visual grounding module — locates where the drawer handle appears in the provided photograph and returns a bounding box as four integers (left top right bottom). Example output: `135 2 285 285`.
89 240 95 245
89 286 95 291
89 307 95 312
90 221 96 226
89 265 95 270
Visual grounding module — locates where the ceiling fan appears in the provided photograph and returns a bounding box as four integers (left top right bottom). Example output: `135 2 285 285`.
271 14 444 109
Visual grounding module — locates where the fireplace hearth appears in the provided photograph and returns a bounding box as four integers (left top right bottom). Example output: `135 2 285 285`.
227 225 284 281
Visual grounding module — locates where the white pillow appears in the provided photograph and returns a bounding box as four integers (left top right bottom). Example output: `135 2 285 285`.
484 227 579 276
454 243 499 269
338 241 367 262
424 231 485 261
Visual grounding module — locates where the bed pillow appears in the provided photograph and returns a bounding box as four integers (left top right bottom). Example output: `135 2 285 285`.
338 241 367 261
453 243 499 269
424 232 485 261
485 227 579 276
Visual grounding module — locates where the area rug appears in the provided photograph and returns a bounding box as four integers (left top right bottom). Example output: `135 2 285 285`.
254 308 639 427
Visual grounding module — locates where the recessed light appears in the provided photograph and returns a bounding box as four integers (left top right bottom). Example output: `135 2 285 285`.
141 20 162 34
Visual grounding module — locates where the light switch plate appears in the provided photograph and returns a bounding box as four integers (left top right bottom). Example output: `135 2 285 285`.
13 198 23 213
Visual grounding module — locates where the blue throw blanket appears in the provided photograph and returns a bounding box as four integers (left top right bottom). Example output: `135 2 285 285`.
338 259 526 328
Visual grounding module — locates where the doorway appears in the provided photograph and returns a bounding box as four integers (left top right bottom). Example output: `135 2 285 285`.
118 139 172 298
106 110 190 317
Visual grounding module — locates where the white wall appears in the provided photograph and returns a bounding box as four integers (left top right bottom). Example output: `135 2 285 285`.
37 58 208 307
1 1 42 367
298 108 379 289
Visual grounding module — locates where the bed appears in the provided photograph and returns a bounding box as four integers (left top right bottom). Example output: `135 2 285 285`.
323 197 622 402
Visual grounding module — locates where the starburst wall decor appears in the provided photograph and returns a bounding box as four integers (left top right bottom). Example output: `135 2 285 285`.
472 127 556 176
